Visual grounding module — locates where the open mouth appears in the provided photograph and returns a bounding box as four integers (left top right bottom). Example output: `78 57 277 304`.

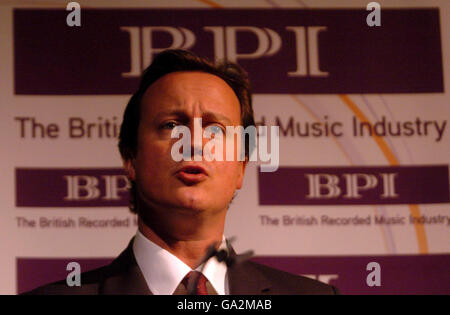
183 168 203 174
175 165 208 185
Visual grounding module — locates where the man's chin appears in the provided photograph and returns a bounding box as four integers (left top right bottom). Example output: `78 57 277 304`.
174 188 233 214
172 190 209 211
139 187 227 214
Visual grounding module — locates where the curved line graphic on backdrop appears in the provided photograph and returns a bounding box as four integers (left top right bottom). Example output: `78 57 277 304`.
339 95 428 254
361 95 401 160
197 0 222 8
263 0 398 253
290 95 394 253
360 95 426 254
379 95 415 163
359 95 400 253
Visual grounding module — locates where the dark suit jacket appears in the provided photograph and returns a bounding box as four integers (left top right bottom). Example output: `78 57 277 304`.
24 239 339 295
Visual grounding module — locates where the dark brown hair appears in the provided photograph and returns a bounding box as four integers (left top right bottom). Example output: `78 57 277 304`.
118 49 255 213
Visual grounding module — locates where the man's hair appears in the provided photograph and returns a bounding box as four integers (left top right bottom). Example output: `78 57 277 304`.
118 49 255 213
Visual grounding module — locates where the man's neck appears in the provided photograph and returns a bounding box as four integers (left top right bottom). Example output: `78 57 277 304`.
137 211 225 269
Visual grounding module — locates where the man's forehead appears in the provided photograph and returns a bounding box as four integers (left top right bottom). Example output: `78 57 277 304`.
143 71 237 99
140 71 241 117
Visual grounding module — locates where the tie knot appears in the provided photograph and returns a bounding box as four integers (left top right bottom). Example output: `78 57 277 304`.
182 271 209 295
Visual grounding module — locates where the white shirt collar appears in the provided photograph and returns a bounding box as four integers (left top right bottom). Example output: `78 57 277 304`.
132 230 228 295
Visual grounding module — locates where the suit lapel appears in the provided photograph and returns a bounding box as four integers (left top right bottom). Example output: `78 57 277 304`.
226 243 272 295
228 261 272 295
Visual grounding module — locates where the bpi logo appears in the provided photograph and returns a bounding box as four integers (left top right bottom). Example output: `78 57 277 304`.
120 26 328 78
305 173 398 199
258 166 450 205
15 168 130 207
64 175 129 201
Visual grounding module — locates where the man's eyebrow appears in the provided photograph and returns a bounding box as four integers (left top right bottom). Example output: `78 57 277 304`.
202 112 234 125
154 110 235 125
153 110 190 121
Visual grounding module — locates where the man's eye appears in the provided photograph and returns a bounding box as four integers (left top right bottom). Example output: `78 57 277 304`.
161 121 178 129
208 125 223 133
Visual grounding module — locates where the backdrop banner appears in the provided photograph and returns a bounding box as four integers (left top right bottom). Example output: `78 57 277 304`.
1 0 448 295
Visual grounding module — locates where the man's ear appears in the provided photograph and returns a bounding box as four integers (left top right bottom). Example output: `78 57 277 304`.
123 158 136 181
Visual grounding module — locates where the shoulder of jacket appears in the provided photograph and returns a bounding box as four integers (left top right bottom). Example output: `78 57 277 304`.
244 260 339 295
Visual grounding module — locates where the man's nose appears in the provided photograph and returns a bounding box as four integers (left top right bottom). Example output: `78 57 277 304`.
188 117 204 161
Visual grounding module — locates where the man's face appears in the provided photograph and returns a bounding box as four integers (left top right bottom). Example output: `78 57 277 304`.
125 71 246 214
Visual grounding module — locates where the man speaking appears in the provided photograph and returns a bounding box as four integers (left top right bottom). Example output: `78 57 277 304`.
27 49 338 295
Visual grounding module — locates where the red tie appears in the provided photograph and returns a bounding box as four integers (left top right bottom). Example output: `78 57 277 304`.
182 271 208 295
